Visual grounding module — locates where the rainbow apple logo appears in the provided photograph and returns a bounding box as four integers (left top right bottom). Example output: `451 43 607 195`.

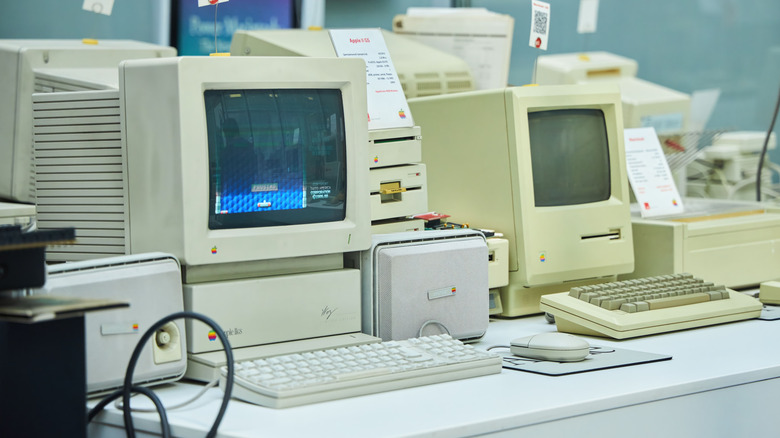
132 324 139 331
451 287 456 293
211 246 217 254
208 331 217 341
374 156 379 164
539 252 546 262
398 109 406 119
672 199 678 206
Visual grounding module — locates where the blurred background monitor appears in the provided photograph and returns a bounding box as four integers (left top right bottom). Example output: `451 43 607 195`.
230 28 474 99
171 0 294 56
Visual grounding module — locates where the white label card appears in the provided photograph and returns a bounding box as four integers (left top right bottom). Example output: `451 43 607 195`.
82 0 115 16
624 127 685 218
529 1 551 50
577 0 599 34
329 28 414 131
198 0 229 7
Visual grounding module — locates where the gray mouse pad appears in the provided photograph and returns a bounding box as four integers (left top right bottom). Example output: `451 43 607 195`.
499 345 672 376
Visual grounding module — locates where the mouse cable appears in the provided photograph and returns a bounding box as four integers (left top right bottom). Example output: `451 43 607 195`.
88 385 170 436
756 80 780 202
112 378 220 413
87 311 234 438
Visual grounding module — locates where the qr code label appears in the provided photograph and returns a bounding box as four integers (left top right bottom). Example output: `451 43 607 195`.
533 10 549 35
529 1 551 50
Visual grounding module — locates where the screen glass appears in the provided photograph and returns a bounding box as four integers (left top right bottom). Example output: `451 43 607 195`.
205 89 347 229
528 109 611 207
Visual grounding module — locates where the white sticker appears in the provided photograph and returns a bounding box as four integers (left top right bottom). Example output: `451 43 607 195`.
624 127 685 218
577 0 599 34
529 1 551 50
198 0 229 7
82 0 115 16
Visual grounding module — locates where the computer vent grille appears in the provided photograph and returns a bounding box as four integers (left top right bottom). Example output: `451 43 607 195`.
34 76 107 93
32 89 127 262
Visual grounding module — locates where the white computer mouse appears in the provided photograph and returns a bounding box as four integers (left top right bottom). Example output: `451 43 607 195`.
510 332 590 362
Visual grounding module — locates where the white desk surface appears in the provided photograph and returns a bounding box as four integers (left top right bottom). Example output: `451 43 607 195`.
88 314 780 438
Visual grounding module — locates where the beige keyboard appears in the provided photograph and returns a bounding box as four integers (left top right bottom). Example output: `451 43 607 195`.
540 274 763 339
220 334 502 408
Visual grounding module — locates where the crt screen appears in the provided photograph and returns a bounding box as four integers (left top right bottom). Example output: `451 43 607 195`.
527 109 611 207
205 89 347 229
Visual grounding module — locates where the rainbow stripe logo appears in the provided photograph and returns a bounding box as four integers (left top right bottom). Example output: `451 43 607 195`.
539 252 546 262
374 156 379 163
132 324 139 331
672 199 678 206
211 246 217 254
208 330 217 341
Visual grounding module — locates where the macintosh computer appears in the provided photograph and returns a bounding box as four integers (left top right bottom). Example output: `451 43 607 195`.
30 56 374 379
534 51 780 289
408 84 635 317
0 39 176 205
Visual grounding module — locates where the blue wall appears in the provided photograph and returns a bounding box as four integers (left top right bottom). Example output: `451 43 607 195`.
0 0 164 44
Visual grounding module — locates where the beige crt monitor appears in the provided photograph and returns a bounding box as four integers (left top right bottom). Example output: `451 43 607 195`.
0 39 176 204
408 84 634 316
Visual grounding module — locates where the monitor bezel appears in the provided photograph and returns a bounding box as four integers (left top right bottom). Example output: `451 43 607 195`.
122 56 370 267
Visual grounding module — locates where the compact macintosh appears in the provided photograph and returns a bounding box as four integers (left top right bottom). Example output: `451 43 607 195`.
408 84 635 316
31 56 373 379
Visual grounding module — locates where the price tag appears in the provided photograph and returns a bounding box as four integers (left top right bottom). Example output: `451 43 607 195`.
529 1 551 50
577 0 599 34
198 0 229 7
82 0 115 16
624 127 685 218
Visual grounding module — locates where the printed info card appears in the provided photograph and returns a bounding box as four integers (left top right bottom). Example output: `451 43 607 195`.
624 127 685 218
329 28 414 131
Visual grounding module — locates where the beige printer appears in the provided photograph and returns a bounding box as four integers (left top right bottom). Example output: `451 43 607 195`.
622 197 780 289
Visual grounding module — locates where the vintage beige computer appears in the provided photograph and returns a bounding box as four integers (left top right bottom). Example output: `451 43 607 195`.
31 56 373 380
408 84 635 316
0 39 175 205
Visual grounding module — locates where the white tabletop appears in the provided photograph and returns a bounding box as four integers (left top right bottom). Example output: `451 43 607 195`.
88 314 780 438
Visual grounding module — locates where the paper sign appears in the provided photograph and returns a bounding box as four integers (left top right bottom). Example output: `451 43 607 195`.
329 28 414 131
82 0 115 16
624 127 685 218
529 1 551 50
577 0 599 34
198 0 229 7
